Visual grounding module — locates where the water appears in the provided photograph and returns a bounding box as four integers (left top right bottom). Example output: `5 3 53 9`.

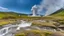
0 20 32 36
17 20 32 30
0 20 63 36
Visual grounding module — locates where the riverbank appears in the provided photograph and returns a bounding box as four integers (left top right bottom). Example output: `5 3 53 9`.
0 20 64 36
0 19 20 26
15 29 64 36
0 16 64 36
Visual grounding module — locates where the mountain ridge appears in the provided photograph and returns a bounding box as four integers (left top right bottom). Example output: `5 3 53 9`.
51 9 64 16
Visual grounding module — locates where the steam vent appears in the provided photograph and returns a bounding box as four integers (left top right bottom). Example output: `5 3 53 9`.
31 5 38 16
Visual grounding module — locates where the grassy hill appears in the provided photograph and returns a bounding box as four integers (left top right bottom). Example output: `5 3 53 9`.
0 11 28 19
46 9 64 20
0 11 28 26
51 9 64 16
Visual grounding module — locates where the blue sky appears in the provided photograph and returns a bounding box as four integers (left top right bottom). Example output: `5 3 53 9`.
0 0 42 14
0 0 64 15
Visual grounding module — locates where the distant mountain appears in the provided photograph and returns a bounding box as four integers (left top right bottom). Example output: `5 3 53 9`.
0 11 28 19
51 9 64 16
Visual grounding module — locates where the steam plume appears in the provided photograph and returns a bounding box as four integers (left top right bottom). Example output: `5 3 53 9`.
33 0 64 16
42 0 64 16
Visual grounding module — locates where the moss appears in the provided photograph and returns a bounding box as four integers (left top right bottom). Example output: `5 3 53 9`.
15 33 26 36
0 19 17 26
15 30 53 36
45 32 52 36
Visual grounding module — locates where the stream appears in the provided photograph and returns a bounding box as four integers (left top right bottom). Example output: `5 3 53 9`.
0 20 64 36
0 20 32 36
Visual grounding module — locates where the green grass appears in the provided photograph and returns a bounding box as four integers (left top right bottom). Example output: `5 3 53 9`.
50 9 64 19
15 30 53 36
0 12 28 19
0 9 64 26
0 19 17 26
51 9 64 16
0 12 21 25
0 10 64 36
15 30 64 36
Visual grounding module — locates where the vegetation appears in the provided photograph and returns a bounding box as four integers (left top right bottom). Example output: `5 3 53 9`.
0 9 64 36
0 19 18 26
51 9 64 16
0 12 28 19
50 9 64 20
15 9 64 36
15 30 64 36
0 11 28 26
15 30 53 36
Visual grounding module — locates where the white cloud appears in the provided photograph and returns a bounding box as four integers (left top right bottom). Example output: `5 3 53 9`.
0 6 9 11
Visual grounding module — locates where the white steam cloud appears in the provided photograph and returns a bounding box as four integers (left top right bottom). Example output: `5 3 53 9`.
32 0 64 16
41 0 64 16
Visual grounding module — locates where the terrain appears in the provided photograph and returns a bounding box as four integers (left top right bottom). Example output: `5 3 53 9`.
0 12 28 26
0 9 64 36
15 9 64 36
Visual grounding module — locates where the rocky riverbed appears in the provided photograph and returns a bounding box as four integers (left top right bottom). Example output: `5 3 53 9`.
0 20 64 36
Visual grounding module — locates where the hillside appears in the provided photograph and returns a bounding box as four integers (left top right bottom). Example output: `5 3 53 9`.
0 12 28 19
51 9 64 16
0 11 28 26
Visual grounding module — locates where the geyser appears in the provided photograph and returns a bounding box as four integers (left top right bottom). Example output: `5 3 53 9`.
31 5 38 16
32 0 64 16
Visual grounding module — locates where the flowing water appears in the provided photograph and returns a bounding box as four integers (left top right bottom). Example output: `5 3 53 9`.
0 20 32 36
0 20 63 36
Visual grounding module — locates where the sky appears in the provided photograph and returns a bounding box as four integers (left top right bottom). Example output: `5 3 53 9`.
0 0 41 14
0 0 64 15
